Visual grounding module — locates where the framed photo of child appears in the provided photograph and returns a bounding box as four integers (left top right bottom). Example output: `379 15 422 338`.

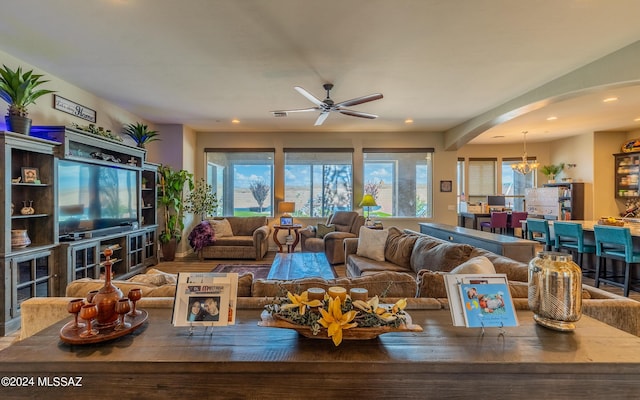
21 167 40 184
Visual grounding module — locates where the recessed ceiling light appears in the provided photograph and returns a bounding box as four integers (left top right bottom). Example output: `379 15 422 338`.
546 116 558 121
231 119 240 124
404 119 414 124
603 97 618 103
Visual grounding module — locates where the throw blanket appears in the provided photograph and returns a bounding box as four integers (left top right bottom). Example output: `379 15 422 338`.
188 220 216 251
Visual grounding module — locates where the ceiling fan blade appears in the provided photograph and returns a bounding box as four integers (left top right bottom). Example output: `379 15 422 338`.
338 109 378 119
270 107 319 114
314 112 330 126
295 86 324 107
335 93 383 108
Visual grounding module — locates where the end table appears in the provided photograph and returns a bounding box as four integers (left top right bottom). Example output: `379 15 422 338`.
273 224 302 253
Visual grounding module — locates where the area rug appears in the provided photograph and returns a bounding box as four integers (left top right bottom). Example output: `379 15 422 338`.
211 264 272 280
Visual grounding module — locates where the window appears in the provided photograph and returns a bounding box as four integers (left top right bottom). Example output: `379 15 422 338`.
501 158 536 211
284 149 353 217
457 157 465 210
204 149 274 216
363 149 433 218
467 158 496 204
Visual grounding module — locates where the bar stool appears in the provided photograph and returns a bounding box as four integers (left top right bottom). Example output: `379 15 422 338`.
553 221 595 272
480 211 508 234
526 218 555 251
593 224 640 297
508 211 528 237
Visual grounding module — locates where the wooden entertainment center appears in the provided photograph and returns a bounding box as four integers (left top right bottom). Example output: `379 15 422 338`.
0 128 159 336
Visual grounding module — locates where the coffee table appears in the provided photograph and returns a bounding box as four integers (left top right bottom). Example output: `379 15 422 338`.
267 252 336 280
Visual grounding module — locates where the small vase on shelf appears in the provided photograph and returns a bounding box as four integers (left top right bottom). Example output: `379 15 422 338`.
20 200 34 215
11 229 31 249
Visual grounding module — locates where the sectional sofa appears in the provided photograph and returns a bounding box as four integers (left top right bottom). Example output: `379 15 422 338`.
18 227 640 340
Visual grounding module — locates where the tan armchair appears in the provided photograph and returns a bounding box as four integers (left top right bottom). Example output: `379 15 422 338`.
299 211 365 264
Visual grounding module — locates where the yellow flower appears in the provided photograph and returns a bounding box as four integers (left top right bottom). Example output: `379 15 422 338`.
353 296 408 322
318 296 357 346
280 291 323 315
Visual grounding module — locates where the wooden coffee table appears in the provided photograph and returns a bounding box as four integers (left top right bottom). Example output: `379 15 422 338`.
267 252 336 280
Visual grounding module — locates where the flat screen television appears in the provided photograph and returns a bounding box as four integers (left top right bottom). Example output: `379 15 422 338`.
58 159 138 237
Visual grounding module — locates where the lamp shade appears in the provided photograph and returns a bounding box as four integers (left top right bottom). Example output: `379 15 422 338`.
279 201 295 214
359 194 378 208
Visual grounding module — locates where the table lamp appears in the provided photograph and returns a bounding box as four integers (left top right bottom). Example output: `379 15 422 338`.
279 201 295 217
359 194 377 226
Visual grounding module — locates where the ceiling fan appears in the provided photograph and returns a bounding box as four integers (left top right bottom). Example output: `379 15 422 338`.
271 83 383 126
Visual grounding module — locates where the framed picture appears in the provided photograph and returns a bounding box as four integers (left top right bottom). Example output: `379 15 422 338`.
440 180 452 192
172 272 238 327
280 216 293 226
21 167 40 183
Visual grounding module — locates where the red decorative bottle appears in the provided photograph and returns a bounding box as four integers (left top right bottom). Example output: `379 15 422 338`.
93 248 123 327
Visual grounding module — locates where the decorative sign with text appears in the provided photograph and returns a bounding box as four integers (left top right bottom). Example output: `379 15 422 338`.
53 95 96 123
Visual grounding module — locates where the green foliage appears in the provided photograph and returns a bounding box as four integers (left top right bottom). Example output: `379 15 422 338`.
540 163 564 177
122 122 160 148
0 64 56 117
184 178 218 220
158 165 194 243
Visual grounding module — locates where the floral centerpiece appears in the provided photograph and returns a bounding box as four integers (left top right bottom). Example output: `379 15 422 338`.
263 289 415 346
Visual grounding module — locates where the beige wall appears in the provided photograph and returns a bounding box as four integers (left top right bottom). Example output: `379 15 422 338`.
0 49 144 140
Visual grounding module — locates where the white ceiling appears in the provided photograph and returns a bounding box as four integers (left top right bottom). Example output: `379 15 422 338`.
2 0 640 146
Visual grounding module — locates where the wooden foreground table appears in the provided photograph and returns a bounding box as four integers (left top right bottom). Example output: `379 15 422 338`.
1 308 640 399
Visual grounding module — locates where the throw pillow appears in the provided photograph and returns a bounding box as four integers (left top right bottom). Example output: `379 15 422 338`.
384 227 419 269
356 226 389 262
450 256 496 274
127 273 167 286
316 223 336 238
210 218 234 238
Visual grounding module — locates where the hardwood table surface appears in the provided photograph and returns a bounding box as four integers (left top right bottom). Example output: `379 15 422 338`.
267 252 336 280
1 308 640 399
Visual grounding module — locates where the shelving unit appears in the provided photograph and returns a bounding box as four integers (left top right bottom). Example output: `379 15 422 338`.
1 131 59 335
141 163 158 227
0 128 160 335
542 182 585 220
614 152 640 198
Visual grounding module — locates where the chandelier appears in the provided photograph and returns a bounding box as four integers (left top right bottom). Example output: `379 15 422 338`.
511 131 539 175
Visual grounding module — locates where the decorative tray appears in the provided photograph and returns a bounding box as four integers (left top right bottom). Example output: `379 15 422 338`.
60 309 148 345
258 310 423 340
597 218 625 226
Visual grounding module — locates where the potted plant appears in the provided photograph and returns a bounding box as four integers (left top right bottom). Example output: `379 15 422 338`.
540 163 564 183
122 122 160 148
158 165 194 261
0 64 55 135
185 178 218 220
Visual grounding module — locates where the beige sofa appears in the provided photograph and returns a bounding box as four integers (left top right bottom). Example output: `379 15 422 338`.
18 227 640 340
343 227 640 337
198 216 270 261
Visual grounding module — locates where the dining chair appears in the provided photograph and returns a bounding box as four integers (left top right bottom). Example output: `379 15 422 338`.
508 211 528 237
526 218 555 251
553 221 596 272
593 225 640 297
480 211 508 234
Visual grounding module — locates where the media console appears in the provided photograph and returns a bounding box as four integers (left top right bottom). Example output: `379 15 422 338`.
0 127 159 336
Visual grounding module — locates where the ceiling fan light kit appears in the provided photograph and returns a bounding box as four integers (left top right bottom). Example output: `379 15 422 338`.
271 83 383 126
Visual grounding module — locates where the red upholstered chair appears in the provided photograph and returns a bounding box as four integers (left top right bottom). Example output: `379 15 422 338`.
508 211 528 237
480 211 508 234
